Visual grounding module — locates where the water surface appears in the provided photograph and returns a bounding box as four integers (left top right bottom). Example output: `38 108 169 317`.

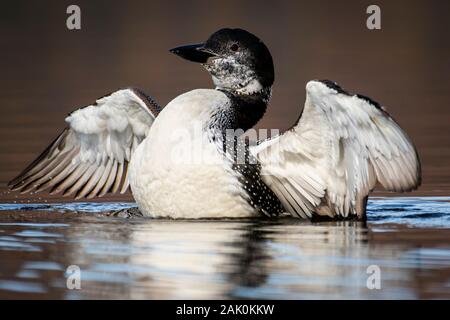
0 197 449 299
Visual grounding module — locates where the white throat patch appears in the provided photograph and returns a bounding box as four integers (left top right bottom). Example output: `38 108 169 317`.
235 78 264 95
206 56 264 95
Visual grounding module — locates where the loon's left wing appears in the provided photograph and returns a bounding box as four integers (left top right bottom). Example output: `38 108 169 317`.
251 80 421 219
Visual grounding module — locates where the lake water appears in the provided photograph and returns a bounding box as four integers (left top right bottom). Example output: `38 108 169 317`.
0 197 449 299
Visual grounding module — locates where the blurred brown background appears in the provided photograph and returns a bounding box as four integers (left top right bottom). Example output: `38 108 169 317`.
0 0 449 197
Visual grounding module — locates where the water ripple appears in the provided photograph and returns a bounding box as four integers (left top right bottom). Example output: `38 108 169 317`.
367 197 450 228
0 197 449 228
0 202 134 213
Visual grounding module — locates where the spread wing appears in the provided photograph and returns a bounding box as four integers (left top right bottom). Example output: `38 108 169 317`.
252 80 421 219
9 88 161 199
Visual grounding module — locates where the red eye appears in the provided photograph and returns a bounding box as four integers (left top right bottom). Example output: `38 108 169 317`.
230 43 239 52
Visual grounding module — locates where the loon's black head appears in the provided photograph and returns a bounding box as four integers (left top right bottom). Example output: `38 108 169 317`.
170 28 274 95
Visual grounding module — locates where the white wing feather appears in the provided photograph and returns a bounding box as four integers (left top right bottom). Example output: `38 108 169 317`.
252 80 421 218
9 88 160 199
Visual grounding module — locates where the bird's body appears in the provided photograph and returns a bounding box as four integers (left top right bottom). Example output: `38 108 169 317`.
9 28 421 220
129 89 256 218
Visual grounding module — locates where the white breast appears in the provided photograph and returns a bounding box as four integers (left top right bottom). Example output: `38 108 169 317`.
129 89 256 218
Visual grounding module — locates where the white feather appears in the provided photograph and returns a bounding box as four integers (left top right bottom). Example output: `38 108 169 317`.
10 89 158 198
253 80 421 218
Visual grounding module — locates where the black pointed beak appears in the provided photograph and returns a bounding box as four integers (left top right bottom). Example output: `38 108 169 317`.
169 43 217 63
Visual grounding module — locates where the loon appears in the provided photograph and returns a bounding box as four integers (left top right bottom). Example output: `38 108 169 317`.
8 28 421 219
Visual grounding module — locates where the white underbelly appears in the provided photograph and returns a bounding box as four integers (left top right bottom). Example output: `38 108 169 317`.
129 138 256 218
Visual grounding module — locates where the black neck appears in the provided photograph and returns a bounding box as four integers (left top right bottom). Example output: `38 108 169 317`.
210 87 271 133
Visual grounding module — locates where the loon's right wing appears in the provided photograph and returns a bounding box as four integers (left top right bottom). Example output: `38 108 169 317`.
9 88 161 199
252 80 421 219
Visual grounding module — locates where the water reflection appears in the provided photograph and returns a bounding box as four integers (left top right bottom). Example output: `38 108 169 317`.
0 198 449 299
